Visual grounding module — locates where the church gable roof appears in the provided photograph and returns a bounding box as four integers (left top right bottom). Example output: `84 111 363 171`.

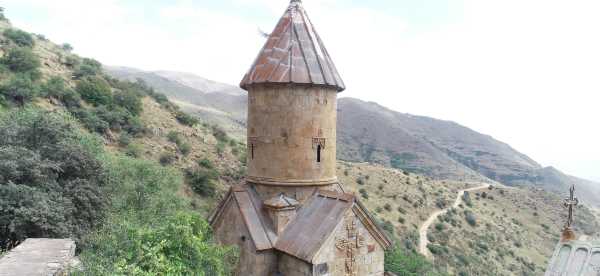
209 184 276 251
545 240 600 275
240 0 345 92
275 190 391 262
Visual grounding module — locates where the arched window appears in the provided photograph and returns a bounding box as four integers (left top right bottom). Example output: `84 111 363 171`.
317 144 321 163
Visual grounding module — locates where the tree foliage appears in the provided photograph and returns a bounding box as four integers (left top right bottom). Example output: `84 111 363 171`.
3 29 34 47
79 155 238 275
0 74 39 105
1 47 40 74
0 109 107 250
76 76 112 106
385 246 447 276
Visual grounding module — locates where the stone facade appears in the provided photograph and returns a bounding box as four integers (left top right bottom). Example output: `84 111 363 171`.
313 211 385 276
247 85 338 188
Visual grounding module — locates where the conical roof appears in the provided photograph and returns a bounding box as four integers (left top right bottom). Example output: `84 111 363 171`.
240 0 345 92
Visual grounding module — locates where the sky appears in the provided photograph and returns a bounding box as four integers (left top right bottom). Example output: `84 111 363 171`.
3 0 600 182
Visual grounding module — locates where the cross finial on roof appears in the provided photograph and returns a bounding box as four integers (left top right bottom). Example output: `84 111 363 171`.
561 184 579 241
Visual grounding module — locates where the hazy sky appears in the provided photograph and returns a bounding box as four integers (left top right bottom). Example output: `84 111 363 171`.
4 0 600 181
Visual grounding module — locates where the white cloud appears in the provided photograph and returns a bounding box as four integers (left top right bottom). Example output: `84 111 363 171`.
3 0 599 180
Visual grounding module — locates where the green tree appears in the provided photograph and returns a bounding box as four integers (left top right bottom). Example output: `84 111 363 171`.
0 74 39 105
2 47 40 74
113 89 142 115
3 29 34 47
385 246 446 276
76 76 112 106
61 43 73 52
0 109 107 250
74 58 102 79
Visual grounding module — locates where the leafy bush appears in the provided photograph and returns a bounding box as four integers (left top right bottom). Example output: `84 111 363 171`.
186 168 219 197
3 29 34 47
175 111 198 126
80 212 237 275
113 89 142 115
0 74 39 105
74 58 102 79
464 210 477 226
359 188 369 199
212 125 228 142
198 158 213 169
41 76 68 99
179 142 191 156
61 43 73 52
2 47 40 74
159 151 176 165
118 132 132 146
79 155 238 275
167 131 182 144
125 143 143 158
385 246 444 276
76 76 112 106
0 109 107 250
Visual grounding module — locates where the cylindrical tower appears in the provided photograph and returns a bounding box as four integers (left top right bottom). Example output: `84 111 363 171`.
240 0 345 199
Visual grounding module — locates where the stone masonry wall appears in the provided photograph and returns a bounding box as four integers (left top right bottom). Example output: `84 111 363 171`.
212 198 277 275
246 86 338 187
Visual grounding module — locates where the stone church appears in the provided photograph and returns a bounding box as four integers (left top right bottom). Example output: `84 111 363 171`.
209 0 392 275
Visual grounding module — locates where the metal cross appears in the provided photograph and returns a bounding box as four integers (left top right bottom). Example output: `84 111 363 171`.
563 184 579 229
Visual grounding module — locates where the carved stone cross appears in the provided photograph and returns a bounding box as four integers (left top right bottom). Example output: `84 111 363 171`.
336 218 365 276
563 184 579 229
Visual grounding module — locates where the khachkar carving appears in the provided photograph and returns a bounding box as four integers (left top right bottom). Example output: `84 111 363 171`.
561 184 579 241
336 218 365 276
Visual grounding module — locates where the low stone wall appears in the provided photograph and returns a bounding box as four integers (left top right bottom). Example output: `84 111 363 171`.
0 238 75 276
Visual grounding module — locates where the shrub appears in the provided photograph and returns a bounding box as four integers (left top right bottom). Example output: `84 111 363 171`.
0 109 107 250
464 210 477 226
0 74 39 105
198 158 213 169
77 76 113 106
398 217 405 224
359 188 369 199
118 132 132 146
179 142 191 156
3 29 34 47
212 125 228 142
384 203 392 211
74 58 102 79
167 131 182 144
175 111 198 126
60 89 82 108
356 177 364 185
159 151 176 165
2 47 40 74
41 77 68 99
113 89 142 115
186 168 219 197
125 143 143 158
61 43 73 52
71 108 110 133
462 191 473 207
385 246 439 276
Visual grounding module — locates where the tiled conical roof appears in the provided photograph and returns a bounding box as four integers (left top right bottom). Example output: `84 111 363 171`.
240 0 345 92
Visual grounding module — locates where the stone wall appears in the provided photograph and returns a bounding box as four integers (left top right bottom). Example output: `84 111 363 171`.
313 209 385 276
0 238 75 276
246 85 338 187
212 197 277 275
279 253 313 276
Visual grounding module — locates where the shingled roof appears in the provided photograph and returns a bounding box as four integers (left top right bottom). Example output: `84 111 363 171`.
240 0 345 92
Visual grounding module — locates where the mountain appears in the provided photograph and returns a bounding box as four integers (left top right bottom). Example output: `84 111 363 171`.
106 67 600 206
105 66 247 138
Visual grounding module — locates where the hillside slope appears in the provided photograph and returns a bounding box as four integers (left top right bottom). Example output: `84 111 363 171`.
106 67 600 206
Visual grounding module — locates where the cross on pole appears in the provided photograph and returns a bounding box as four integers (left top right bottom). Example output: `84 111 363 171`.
563 184 579 230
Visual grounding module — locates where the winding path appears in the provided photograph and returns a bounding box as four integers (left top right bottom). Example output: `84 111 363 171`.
418 183 491 260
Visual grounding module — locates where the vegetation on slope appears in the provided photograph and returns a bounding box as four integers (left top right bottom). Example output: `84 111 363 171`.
0 11 239 274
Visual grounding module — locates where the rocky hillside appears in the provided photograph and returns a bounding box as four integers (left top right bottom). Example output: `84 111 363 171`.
106 67 600 206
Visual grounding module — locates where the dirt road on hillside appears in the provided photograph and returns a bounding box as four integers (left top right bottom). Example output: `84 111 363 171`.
418 184 491 260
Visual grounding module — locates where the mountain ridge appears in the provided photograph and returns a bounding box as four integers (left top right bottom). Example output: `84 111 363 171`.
105 66 600 206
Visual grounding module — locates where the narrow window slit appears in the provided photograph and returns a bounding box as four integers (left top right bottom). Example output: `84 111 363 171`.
317 144 321 163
